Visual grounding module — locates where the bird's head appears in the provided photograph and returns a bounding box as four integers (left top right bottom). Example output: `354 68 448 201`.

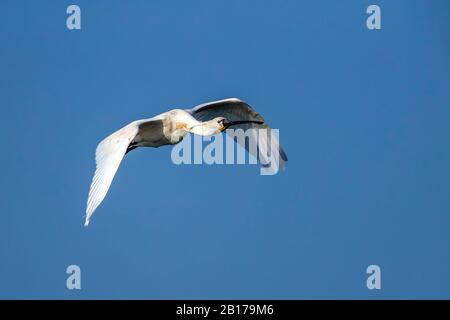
215 117 230 132
215 117 264 132
190 117 265 136
200 117 232 133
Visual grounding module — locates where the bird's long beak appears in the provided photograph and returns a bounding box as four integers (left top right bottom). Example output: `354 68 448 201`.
222 120 264 129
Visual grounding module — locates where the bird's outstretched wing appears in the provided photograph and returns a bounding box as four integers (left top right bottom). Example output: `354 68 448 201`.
85 118 162 226
85 123 139 226
187 98 287 171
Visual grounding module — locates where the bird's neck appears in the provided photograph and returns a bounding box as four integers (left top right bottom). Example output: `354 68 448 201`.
171 110 220 136
188 120 221 136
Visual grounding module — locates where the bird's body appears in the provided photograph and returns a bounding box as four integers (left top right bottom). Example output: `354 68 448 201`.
85 98 287 226
129 110 191 148
128 108 222 149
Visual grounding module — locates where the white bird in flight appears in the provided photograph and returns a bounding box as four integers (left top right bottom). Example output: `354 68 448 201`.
85 98 287 226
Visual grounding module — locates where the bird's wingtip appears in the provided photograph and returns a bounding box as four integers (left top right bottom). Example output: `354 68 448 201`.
84 219 90 227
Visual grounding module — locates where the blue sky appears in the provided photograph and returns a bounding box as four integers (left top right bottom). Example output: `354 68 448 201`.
1 0 450 299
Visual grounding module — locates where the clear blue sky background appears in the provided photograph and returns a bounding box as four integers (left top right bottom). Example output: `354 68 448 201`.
1 0 449 299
